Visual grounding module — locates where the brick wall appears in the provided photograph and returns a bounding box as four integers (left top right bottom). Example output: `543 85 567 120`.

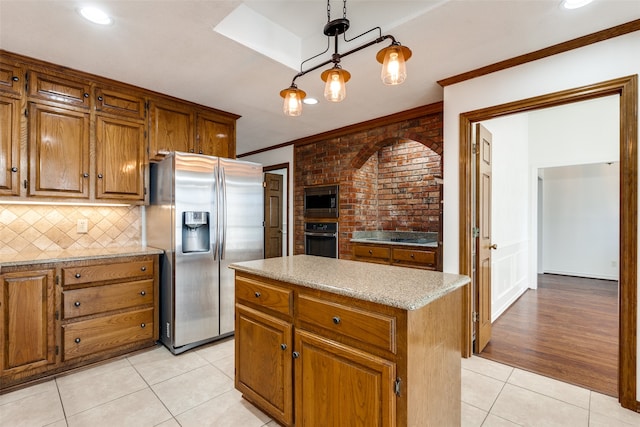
294 106 443 258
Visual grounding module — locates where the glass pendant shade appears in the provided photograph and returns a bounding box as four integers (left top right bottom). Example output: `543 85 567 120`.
320 67 351 102
279 86 306 116
377 44 412 85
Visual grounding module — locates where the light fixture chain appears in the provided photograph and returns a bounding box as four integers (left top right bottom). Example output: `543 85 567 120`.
343 0 347 19
327 0 331 22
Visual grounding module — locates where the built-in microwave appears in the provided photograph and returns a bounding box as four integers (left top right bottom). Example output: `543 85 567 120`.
304 185 339 218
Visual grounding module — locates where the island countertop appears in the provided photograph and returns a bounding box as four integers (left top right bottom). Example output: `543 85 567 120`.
229 254 470 310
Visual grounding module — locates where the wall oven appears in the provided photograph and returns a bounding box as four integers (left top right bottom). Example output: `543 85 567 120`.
304 185 339 218
304 222 338 258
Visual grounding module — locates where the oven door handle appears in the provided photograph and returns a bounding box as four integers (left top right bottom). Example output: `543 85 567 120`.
304 232 337 237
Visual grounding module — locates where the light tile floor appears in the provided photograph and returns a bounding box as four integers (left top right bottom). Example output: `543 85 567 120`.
1 337 639 426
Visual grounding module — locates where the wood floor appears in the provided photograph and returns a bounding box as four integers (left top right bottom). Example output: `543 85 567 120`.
479 274 619 397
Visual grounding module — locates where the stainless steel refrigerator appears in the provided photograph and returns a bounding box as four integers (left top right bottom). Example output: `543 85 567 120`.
147 152 263 354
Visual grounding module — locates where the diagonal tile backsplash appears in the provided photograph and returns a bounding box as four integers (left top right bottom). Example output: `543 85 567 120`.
0 205 141 255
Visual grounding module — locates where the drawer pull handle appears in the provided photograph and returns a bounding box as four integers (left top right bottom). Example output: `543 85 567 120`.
140 323 146 328
410 253 415 258
74 338 81 344
75 273 81 278
254 291 261 298
141 266 147 272
368 250 373 255
332 316 341 325
280 343 287 350
140 290 146 296
74 301 81 307
292 351 300 359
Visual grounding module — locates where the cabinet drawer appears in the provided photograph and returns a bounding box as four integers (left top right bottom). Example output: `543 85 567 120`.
353 245 390 261
95 87 146 119
28 71 91 108
297 295 396 353
62 260 153 285
62 279 154 319
236 276 292 317
62 308 153 360
392 248 436 268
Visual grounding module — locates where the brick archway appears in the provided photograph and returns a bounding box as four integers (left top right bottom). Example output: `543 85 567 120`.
350 132 443 170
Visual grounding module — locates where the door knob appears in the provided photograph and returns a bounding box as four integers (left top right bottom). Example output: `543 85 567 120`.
490 244 498 250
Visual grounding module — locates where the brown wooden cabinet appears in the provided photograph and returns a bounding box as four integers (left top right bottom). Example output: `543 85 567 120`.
353 243 439 270
27 70 91 109
235 270 461 426
0 254 159 391
27 102 90 198
196 111 236 159
0 60 24 98
95 116 146 200
0 268 57 379
0 95 20 195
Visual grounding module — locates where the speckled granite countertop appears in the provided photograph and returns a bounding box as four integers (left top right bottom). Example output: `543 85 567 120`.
350 230 439 248
229 255 469 311
0 246 164 271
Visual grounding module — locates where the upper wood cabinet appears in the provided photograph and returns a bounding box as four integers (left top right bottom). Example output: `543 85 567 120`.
95 86 145 120
28 102 90 198
0 95 20 196
148 100 194 159
0 60 23 98
28 70 91 109
0 268 57 378
95 116 146 200
197 111 236 159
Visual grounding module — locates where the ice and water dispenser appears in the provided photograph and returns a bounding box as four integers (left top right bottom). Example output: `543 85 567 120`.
182 211 210 253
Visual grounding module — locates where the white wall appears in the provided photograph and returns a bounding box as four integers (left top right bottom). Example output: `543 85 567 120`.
443 31 640 399
242 145 295 256
542 162 619 280
481 115 530 321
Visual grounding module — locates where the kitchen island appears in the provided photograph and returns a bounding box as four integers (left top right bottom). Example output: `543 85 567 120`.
230 255 470 427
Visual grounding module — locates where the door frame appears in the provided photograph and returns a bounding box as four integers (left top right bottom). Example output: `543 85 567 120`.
458 75 638 409
264 163 290 257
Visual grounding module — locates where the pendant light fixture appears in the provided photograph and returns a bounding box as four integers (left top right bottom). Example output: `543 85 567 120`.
280 0 412 116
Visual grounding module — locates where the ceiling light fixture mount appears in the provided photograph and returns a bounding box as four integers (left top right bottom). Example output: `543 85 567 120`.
280 0 412 116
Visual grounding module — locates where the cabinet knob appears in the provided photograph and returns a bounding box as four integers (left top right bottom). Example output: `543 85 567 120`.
189 149 194 153
83 93 89 98
75 273 81 278
368 250 373 255
140 290 146 296
11 76 19 82
74 338 81 344
254 291 261 298
280 343 287 351
332 316 341 325
141 266 147 271
11 167 17 172
82 173 89 178
74 301 81 307
410 253 415 258
97 174 103 179
98 96 103 101
292 351 300 359
140 323 146 328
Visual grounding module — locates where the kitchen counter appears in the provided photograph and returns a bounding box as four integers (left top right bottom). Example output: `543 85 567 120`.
229 254 468 310
0 246 164 271
350 230 438 248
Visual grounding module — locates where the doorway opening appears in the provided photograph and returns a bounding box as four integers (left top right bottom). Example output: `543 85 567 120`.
459 76 637 409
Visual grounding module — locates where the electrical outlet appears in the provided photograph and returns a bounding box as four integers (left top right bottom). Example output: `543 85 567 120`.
77 218 89 234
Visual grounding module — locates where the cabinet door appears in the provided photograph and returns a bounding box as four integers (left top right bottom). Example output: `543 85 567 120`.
0 96 20 196
27 71 91 109
294 329 396 427
236 304 293 426
95 87 145 120
148 100 194 159
28 103 90 198
196 112 235 158
0 61 23 98
0 269 56 376
95 116 146 200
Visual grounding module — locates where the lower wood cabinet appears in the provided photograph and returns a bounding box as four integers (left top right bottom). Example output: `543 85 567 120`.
353 243 439 270
235 271 461 426
0 254 159 391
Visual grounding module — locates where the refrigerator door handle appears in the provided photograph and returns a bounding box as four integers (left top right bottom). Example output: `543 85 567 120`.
220 166 228 259
213 165 219 261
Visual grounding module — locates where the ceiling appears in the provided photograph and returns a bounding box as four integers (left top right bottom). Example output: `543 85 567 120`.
1 1 639 155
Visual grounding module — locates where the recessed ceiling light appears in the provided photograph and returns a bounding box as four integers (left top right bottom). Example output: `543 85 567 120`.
79 6 113 25
303 97 318 105
562 0 594 9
